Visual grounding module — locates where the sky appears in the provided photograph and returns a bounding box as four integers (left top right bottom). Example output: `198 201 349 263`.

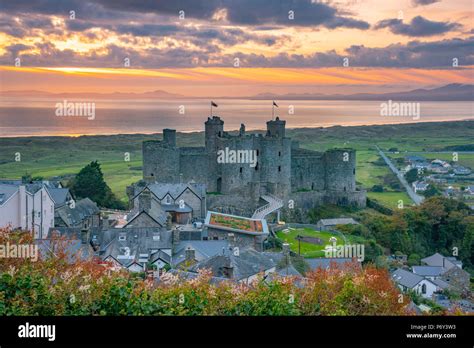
0 0 473 97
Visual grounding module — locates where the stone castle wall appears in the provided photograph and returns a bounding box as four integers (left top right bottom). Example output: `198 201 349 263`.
142 116 365 212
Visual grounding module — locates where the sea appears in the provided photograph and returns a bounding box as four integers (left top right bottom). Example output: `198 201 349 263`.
0 97 472 137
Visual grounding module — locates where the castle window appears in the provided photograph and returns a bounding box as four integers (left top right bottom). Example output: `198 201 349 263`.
151 173 154 177
256 150 259 156
353 169 355 175
278 166 281 172
255 163 259 171
278 151 281 157
239 167 243 173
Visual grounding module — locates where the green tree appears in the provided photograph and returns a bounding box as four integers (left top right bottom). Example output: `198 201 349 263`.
405 168 418 184
69 161 125 209
407 253 421 267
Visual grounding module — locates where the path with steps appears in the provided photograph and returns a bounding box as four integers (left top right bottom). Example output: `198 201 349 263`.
252 194 284 219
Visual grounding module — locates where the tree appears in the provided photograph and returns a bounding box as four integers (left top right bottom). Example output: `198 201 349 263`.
371 185 384 192
405 168 418 184
407 253 421 267
68 161 125 209
423 185 440 198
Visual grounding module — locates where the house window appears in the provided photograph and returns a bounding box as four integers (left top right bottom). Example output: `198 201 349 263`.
213 236 218 240
166 196 171 204
421 283 426 294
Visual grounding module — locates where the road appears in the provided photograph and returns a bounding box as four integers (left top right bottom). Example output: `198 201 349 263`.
375 146 424 206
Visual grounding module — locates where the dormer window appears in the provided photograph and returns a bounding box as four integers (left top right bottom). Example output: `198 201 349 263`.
119 234 126 241
165 195 172 204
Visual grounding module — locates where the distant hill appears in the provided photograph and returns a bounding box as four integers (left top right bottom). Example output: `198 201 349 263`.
250 84 474 101
0 89 185 99
2 84 473 101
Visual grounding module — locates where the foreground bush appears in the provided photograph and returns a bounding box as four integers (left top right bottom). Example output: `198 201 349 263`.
0 228 419 316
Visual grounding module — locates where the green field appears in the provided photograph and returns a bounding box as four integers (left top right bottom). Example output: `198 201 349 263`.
1 121 472 205
276 227 344 258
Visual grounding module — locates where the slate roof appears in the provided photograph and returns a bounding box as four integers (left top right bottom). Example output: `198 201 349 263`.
146 182 206 200
188 247 276 281
421 253 459 271
172 240 229 266
46 187 70 206
150 250 171 264
55 198 99 227
0 180 68 206
412 266 444 277
166 269 228 284
99 228 172 266
125 207 167 227
392 268 424 289
276 264 302 277
0 184 18 205
35 238 94 262
161 203 193 213
431 278 451 290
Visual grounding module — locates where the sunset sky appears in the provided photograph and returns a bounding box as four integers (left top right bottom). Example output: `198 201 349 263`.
0 0 473 97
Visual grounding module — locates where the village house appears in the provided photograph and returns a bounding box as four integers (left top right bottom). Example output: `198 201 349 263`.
188 245 277 283
54 198 100 229
392 268 438 299
0 179 73 239
204 211 270 251
315 218 359 231
412 181 429 193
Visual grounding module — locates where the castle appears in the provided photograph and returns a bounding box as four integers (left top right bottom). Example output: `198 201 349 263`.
142 116 366 217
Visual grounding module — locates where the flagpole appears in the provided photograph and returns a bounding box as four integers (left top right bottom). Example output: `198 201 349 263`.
272 101 274 120
210 101 212 116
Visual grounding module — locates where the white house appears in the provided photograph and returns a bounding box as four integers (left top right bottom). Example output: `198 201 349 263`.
412 181 429 193
0 180 73 239
392 268 438 299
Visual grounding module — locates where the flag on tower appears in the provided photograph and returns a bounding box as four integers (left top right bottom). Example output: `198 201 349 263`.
273 101 279 107
211 101 218 107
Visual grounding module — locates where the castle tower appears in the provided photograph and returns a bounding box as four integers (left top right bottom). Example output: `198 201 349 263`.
205 116 224 152
142 129 179 183
266 117 286 138
324 149 356 192
163 128 176 147
205 116 224 192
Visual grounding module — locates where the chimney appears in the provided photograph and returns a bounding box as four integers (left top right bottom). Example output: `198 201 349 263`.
80 228 90 244
138 189 151 213
172 228 180 245
227 233 235 246
185 247 195 262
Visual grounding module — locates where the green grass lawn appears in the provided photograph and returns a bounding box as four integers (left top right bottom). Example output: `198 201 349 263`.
276 227 344 258
367 191 413 209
